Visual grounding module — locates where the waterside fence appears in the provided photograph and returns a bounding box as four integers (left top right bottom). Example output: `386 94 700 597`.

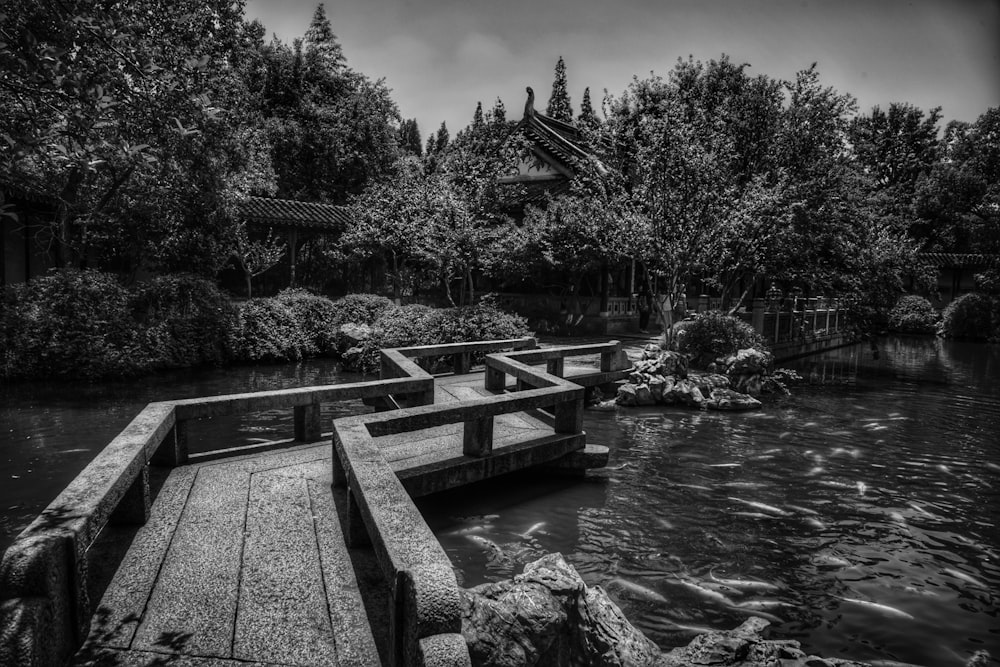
0 337 630 667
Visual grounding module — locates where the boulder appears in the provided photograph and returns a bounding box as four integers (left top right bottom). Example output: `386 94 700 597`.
616 383 638 407
461 553 878 667
641 343 663 361
634 384 656 406
336 322 372 353
689 372 730 396
655 351 689 378
663 378 704 408
705 388 762 411
341 346 366 372
648 375 667 403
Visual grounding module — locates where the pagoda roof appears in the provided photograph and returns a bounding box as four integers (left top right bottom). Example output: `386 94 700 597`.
918 252 999 268
238 196 352 231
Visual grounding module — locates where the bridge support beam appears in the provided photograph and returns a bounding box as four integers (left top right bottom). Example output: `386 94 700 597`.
151 423 188 467
109 466 150 526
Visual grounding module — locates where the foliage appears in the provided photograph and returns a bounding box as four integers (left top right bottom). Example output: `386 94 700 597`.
228 298 309 362
674 311 769 367
131 274 238 368
938 293 998 340
276 288 339 355
546 56 573 122
353 298 531 373
578 87 599 129
328 293 396 326
232 222 286 297
0 270 146 380
886 295 939 334
0 0 262 275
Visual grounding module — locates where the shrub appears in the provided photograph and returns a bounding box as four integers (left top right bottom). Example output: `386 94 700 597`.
229 298 308 362
887 295 938 334
0 269 148 380
675 310 769 368
276 288 339 355
939 293 997 340
131 274 237 368
328 293 395 326
353 300 532 373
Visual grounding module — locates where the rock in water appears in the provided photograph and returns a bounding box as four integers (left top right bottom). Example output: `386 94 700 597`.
461 553 874 667
616 383 638 407
706 388 762 411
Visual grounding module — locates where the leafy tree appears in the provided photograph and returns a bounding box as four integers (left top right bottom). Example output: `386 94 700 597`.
232 222 286 298
546 56 573 122
0 0 260 275
914 108 1000 259
490 97 507 125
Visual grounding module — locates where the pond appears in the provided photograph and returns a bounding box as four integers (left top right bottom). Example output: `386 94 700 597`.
1 336 997 665
421 336 1000 666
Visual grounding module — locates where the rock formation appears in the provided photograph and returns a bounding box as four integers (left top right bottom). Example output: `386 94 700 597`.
460 553 886 667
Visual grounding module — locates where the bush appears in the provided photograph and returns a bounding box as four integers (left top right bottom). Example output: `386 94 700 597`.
939 293 998 340
887 295 938 334
131 274 237 368
328 293 395 326
0 269 148 380
353 299 532 373
276 288 339 355
229 298 309 362
675 310 769 368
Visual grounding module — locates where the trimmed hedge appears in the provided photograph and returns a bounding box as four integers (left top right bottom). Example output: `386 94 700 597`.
353 298 532 373
0 273 532 381
132 274 238 368
939 293 999 340
675 311 769 368
328 293 395 326
277 288 340 355
887 295 938 334
1 270 147 380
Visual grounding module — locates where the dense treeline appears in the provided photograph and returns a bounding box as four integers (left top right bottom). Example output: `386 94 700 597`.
2 2 998 351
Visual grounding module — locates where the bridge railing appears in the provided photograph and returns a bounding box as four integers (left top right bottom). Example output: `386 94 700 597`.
332 338 625 667
0 375 432 666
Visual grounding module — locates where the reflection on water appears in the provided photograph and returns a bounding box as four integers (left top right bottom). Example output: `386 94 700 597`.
420 337 1000 666
1 337 998 665
0 359 360 552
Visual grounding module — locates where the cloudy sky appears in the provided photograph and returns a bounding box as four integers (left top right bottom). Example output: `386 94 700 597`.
245 0 1000 142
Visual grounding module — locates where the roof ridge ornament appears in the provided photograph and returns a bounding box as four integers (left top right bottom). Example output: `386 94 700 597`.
524 86 535 118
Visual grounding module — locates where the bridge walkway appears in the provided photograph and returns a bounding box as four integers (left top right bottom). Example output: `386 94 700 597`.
72 364 611 666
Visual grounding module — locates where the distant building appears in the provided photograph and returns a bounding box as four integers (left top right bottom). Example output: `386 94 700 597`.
917 253 999 307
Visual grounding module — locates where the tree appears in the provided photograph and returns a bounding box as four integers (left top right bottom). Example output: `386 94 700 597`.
0 0 262 275
546 56 573 122
398 118 423 157
232 223 286 297
578 87 599 129
303 3 345 79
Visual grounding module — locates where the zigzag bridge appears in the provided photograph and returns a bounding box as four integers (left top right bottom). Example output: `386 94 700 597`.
0 338 631 666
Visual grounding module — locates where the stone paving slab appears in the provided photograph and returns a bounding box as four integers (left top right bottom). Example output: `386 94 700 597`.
76 444 377 666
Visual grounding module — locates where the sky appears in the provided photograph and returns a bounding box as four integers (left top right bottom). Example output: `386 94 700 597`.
244 0 1000 142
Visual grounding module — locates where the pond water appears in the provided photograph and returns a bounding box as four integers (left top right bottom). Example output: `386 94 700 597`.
1 336 997 665
420 336 1000 666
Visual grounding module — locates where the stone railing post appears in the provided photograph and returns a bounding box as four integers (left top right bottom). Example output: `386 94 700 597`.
554 397 583 434
463 417 494 457
392 565 464 667
294 402 322 442
109 465 151 526
452 352 471 375
151 422 188 467
546 358 564 377
485 364 505 392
